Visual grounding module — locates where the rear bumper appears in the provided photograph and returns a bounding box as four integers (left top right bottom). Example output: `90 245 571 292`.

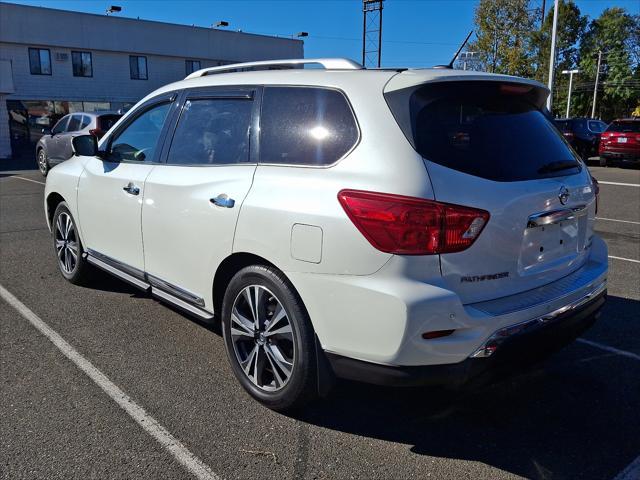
600 150 640 162
326 287 606 387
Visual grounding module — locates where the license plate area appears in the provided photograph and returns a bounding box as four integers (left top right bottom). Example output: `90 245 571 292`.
518 219 581 274
618 137 628 143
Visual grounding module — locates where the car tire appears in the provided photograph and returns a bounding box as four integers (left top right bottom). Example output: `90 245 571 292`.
599 156 608 167
52 202 92 285
221 265 318 411
37 148 50 176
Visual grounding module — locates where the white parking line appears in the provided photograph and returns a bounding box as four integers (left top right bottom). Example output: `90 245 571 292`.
597 217 640 225
597 181 640 188
0 284 220 480
7 176 46 186
613 455 640 480
576 338 640 362
608 255 640 264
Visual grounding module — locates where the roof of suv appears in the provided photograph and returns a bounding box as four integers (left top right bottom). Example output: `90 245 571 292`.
143 57 548 104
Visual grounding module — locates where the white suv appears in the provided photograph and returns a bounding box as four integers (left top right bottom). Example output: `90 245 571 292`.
44 58 608 410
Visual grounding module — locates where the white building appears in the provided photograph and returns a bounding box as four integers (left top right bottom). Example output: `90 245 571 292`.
0 2 303 160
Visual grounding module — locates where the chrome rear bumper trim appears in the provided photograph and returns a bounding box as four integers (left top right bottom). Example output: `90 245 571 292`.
470 280 606 358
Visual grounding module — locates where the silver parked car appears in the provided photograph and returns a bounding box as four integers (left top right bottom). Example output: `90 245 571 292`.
36 111 122 176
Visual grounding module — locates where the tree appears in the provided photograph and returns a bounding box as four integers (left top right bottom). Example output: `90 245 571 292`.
572 8 639 120
469 0 537 77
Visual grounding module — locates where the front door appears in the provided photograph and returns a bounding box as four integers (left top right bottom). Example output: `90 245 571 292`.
142 88 259 310
77 97 175 272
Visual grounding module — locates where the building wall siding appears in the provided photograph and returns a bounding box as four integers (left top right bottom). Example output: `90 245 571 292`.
1 42 233 102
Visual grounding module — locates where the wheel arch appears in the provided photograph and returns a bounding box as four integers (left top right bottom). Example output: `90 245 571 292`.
46 192 66 230
212 252 279 318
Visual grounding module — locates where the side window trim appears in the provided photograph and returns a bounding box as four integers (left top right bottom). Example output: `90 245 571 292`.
100 91 179 164
157 86 262 166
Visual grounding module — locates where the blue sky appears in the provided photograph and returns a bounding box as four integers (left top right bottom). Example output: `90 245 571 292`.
8 0 639 67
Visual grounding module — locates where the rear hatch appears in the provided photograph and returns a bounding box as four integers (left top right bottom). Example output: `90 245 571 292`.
385 74 597 304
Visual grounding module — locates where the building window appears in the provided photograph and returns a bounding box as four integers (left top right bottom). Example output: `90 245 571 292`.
71 51 93 77
129 56 148 80
185 60 201 75
29 48 51 75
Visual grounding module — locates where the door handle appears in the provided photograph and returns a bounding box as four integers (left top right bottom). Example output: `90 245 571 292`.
527 205 587 228
123 182 140 195
210 194 235 208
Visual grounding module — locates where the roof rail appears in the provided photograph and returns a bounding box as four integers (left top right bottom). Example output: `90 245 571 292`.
184 58 363 79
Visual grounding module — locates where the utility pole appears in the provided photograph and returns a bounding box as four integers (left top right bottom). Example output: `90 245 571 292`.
591 50 602 119
562 69 579 118
540 0 546 29
546 0 559 112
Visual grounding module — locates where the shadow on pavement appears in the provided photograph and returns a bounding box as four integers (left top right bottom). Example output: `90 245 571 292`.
294 294 640 479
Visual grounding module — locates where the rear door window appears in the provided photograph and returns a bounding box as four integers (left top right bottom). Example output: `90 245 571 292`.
166 97 253 165
259 87 358 166
387 82 581 182
67 114 82 132
80 115 92 129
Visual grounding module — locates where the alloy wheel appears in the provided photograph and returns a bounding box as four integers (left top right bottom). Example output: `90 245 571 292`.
230 285 295 392
38 150 47 174
55 212 79 274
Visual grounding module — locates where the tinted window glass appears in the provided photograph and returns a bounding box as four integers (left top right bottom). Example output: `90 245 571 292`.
130 56 148 80
72 51 92 77
403 83 581 181
606 121 640 133
29 48 51 75
67 115 81 132
260 87 358 166
52 116 69 134
588 121 606 133
109 103 170 162
167 98 252 165
80 115 91 129
98 115 121 131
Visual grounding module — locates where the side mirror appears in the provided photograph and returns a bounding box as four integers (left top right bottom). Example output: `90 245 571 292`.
71 135 99 157
41 127 51 135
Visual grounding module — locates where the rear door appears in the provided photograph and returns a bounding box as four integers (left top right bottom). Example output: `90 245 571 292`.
141 87 259 309
385 80 596 303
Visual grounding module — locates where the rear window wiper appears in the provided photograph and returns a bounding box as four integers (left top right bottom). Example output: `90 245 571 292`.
537 160 580 174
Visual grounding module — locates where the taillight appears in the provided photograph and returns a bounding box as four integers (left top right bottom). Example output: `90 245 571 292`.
337 189 489 255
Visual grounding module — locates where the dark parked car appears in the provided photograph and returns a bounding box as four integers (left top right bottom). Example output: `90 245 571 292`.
599 119 640 167
36 111 122 176
554 117 608 160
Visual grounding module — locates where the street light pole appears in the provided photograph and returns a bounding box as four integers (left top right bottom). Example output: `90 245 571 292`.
546 0 559 111
591 50 602 119
562 69 579 118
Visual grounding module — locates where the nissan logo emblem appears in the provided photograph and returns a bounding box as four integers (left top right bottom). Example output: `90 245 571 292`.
558 186 570 205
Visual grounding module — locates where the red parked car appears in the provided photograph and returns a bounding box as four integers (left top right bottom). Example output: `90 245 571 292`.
598 118 640 166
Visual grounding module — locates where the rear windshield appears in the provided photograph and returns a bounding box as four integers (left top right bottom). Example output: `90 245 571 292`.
606 121 640 133
98 115 122 131
386 82 581 182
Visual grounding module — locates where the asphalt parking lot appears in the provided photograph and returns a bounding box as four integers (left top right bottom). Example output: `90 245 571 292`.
1 165 638 480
